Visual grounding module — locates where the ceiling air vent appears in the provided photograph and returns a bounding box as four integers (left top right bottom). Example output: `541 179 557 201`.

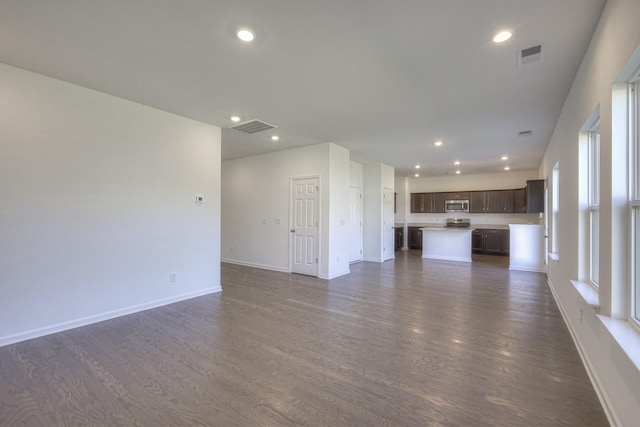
231 119 277 134
518 45 543 67
518 130 533 137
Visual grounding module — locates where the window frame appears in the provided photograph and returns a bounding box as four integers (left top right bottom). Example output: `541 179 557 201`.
551 164 560 256
631 77 640 324
588 124 600 287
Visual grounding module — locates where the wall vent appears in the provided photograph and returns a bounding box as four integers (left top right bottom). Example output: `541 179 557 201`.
518 130 533 137
518 45 543 67
231 119 277 134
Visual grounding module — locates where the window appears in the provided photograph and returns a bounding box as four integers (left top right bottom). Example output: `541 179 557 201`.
551 163 560 255
631 76 640 322
588 123 600 286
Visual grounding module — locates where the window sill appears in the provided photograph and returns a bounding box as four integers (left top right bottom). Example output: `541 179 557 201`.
597 315 640 374
570 280 600 310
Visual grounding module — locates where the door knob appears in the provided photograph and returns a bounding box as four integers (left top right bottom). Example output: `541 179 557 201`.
291 229 295 233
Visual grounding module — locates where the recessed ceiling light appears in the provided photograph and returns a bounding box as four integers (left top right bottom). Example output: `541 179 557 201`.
456 170 461 175
414 173 420 178
434 141 443 147
501 156 509 161
454 161 460 166
504 166 511 171
237 29 255 42
415 165 421 169
230 116 241 122
493 31 512 43
271 135 279 141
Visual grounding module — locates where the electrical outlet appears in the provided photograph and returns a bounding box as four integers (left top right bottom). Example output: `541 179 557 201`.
169 272 177 283
579 308 583 323
230 247 235 253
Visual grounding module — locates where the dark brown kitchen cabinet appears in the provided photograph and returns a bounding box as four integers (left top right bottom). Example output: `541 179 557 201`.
395 227 403 251
408 227 423 249
485 191 505 213
445 192 470 200
471 190 515 213
410 193 424 213
502 190 515 213
472 229 508 255
410 185 537 214
502 228 510 254
526 179 545 213
513 188 526 213
470 191 486 213
433 193 447 213
411 193 435 213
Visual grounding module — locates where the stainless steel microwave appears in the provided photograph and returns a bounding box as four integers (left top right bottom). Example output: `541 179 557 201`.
445 199 469 213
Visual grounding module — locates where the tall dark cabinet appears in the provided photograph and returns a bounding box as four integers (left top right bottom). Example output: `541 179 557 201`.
526 180 545 213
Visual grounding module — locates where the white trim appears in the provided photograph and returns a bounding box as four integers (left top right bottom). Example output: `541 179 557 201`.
571 279 601 308
319 269 350 280
597 315 640 375
363 257 384 263
509 265 545 273
221 258 289 273
421 255 472 263
547 279 621 427
0 287 221 348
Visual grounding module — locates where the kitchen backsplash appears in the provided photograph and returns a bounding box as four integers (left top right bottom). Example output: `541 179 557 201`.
404 212 542 225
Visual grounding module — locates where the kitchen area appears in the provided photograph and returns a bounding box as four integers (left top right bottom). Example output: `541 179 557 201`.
394 174 546 272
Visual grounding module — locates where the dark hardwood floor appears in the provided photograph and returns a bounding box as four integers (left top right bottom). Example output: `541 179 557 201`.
0 251 608 426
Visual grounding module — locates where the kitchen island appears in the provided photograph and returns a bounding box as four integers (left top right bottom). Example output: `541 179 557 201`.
421 227 474 262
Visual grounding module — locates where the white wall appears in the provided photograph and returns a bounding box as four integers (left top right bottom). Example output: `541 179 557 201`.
540 0 640 425
410 170 538 192
349 161 363 188
221 142 350 279
363 163 394 261
328 144 351 277
0 63 221 346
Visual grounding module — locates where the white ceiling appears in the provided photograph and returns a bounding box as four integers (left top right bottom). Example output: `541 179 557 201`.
0 0 606 177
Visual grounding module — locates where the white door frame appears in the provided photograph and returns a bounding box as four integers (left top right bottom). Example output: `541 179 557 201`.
349 186 363 263
383 187 395 261
289 175 321 277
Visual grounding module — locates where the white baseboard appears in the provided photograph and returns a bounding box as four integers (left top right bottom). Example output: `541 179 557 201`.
422 255 471 263
221 258 289 273
509 265 545 272
363 257 383 263
319 269 350 280
0 287 221 348
546 278 620 427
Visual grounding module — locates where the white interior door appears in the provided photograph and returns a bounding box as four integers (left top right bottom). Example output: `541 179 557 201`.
349 187 363 263
291 177 319 276
383 188 395 261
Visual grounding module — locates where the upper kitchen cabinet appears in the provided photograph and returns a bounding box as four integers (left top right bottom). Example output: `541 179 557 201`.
470 191 486 213
445 192 470 200
410 193 434 213
470 190 514 213
525 180 545 213
513 188 526 213
433 193 447 213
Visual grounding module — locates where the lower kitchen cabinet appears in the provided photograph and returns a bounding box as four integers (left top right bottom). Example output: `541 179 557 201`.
472 229 509 255
408 227 422 250
395 227 403 251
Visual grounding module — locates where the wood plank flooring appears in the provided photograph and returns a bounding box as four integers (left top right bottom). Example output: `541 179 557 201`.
0 251 609 426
